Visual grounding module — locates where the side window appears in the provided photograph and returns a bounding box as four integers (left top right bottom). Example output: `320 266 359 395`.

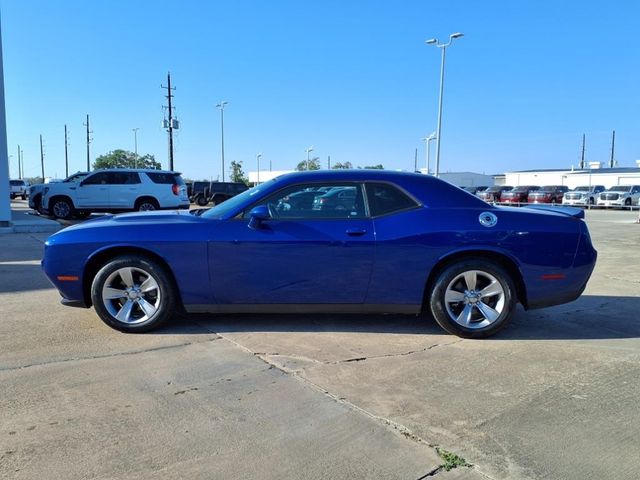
255 183 366 219
82 172 109 185
366 183 419 217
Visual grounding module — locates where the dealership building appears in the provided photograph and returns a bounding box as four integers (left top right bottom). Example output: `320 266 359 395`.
495 162 640 189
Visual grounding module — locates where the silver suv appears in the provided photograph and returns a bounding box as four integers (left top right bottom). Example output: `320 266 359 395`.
597 185 640 208
9 179 30 200
562 185 606 206
41 169 190 219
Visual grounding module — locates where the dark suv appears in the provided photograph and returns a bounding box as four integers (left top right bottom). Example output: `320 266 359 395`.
500 186 540 204
528 185 569 204
189 181 248 206
478 186 513 203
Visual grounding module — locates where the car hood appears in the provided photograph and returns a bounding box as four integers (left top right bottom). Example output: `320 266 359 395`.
56 209 210 233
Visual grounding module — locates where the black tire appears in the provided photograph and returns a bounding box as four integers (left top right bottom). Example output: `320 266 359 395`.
33 195 45 215
21 194 27 200
429 260 516 339
51 197 74 220
91 255 176 333
196 195 209 207
136 198 159 211
625 198 632 207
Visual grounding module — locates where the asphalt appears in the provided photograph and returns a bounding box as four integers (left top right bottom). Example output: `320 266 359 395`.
1 207 639 479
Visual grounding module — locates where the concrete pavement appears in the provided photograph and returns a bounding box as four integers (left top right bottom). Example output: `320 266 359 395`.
1 209 639 479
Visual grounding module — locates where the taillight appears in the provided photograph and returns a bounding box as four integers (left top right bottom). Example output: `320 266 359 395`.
172 184 179 195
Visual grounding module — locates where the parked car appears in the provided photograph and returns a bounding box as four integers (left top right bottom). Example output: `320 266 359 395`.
477 186 512 203
312 186 358 211
562 185 606 206
596 185 640 208
9 179 30 200
42 170 597 339
528 185 569 204
41 169 189 219
500 186 540 204
29 172 89 214
189 181 248 206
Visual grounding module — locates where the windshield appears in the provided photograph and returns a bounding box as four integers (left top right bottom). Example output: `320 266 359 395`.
65 173 89 183
608 186 631 192
573 187 590 192
200 180 274 219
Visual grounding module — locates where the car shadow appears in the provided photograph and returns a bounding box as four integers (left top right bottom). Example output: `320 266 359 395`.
157 295 640 341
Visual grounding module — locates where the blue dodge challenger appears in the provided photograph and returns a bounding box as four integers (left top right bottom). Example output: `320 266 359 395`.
42 170 597 338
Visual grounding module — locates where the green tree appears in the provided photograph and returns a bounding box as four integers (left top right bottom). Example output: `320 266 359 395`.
361 164 384 170
93 149 162 170
296 157 321 171
331 161 353 169
229 160 249 184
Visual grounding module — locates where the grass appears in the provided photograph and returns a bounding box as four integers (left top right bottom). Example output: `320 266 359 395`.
436 448 471 471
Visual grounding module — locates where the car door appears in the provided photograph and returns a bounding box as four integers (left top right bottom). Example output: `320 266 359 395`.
207 182 375 305
108 172 141 208
75 172 110 208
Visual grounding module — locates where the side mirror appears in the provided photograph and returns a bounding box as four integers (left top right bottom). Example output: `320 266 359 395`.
248 205 271 229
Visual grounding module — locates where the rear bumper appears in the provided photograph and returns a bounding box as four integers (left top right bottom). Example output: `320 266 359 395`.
61 298 89 308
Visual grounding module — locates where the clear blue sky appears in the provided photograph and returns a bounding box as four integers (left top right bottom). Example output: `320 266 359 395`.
2 0 639 180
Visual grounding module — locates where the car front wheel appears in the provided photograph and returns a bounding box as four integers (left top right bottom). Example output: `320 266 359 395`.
429 260 516 338
51 198 74 220
91 256 176 333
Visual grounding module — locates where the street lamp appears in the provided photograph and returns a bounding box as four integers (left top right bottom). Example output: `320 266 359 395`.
421 132 437 174
132 128 139 168
216 101 229 181
256 153 262 184
305 146 314 170
425 32 464 177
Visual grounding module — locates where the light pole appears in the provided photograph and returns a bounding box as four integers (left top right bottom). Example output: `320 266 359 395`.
256 153 262 184
421 132 437 174
216 101 228 182
132 128 139 168
425 32 464 177
305 146 314 170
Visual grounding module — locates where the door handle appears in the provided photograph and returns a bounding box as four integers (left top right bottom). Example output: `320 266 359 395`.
346 228 366 236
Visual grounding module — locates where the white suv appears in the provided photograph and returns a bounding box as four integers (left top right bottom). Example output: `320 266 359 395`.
562 185 606 206
9 179 30 200
41 169 190 219
596 185 640 208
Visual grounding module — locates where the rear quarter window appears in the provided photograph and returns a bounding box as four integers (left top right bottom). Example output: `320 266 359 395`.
366 183 419 216
146 172 183 184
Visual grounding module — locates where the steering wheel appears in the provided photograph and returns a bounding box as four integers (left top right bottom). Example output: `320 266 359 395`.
267 202 278 219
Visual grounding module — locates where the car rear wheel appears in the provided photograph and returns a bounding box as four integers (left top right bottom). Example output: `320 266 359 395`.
51 198 74 220
91 256 176 333
429 260 516 338
196 195 209 206
136 198 159 211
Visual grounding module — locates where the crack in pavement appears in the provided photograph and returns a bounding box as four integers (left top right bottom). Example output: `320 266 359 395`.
0 337 221 372
251 339 465 367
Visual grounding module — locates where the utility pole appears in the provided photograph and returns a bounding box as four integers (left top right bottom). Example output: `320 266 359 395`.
17 144 21 179
327 155 331 169
162 72 176 171
83 114 91 171
39 134 45 181
216 101 228 181
64 124 69 178
580 134 585 169
132 128 139 168
414 148 418 172
609 130 616 168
